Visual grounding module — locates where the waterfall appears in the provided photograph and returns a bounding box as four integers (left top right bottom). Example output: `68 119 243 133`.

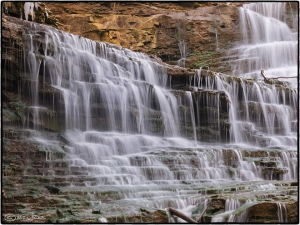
178 40 188 68
177 18 188 68
19 12 297 186
24 2 38 21
212 199 254 222
191 71 297 148
4 2 296 221
214 17 219 50
229 3 297 88
211 199 241 222
277 203 288 223
191 2 298 148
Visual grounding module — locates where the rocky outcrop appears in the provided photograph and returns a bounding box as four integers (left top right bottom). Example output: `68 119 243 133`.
2 2 242 72
2 15 231 142
247 201 298 223
2 137 169 223
3 137 298 223
3 2 298 72
1 4 298 223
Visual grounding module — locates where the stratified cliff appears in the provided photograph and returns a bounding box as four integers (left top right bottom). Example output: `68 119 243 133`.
1 2 298 224
3 2 297 71
3 2 242 72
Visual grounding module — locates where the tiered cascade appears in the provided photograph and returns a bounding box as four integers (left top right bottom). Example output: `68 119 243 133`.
2 2 297 223
229 2 298 88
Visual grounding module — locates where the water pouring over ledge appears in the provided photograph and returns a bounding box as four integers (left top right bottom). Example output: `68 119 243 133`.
228 2 298 88
2 2 297 223
22 17 296 178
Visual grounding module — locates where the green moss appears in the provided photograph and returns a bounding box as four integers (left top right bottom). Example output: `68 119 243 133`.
158 209 167 216
188 51 217 69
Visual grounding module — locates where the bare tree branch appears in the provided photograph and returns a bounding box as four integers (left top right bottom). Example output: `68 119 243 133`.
271 76 297 79
168 205 209 223
197 205 208 223
168 207 198 223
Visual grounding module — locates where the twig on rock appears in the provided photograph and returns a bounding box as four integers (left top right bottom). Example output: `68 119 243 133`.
197 205 208 222
168 204 209 223
261 70 297 80
261 70 268 81
271 76 297 79
168 207 198 223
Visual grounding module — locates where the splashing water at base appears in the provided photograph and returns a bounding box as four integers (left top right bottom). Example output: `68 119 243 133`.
12 2 298 222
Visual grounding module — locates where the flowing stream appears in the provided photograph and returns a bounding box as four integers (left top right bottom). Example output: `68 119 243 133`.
17 2 297 222
229 2 298 88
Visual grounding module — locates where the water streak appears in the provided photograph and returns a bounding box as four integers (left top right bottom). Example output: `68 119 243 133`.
15 2 298 221
277 202 287 223
230 3 298 88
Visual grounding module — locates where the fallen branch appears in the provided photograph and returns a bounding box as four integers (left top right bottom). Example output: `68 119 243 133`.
260 70 293 85
271 76 297 79
197 205 208 222
168 207 198 223
260 70 267 80
168 205 209 223
261 70 297 80
219 69 231 74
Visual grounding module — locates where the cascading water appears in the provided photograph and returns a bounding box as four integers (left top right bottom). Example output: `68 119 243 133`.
191 70 297 150
277 202 288 223
24 2 38 21
177 18 189 68
229 2 298 88
211 198 255 222
11 1 297 222
177 40 188 68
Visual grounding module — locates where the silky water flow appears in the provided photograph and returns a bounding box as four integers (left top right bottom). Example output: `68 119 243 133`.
19 2 297 222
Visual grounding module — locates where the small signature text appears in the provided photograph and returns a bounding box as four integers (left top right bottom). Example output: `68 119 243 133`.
4 214 45 222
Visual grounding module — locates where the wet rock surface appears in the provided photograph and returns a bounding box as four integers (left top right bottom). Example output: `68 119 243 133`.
2 133 298 223
1 4 298 223
2 15 232 142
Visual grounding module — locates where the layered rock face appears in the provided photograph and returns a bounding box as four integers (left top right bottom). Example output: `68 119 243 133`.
35 2 243 56
4 1 297 70
3 2 243 72
1 2 298 224
2 15 231 143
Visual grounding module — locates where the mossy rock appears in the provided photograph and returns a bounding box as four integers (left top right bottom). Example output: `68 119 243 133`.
247 202 279 222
